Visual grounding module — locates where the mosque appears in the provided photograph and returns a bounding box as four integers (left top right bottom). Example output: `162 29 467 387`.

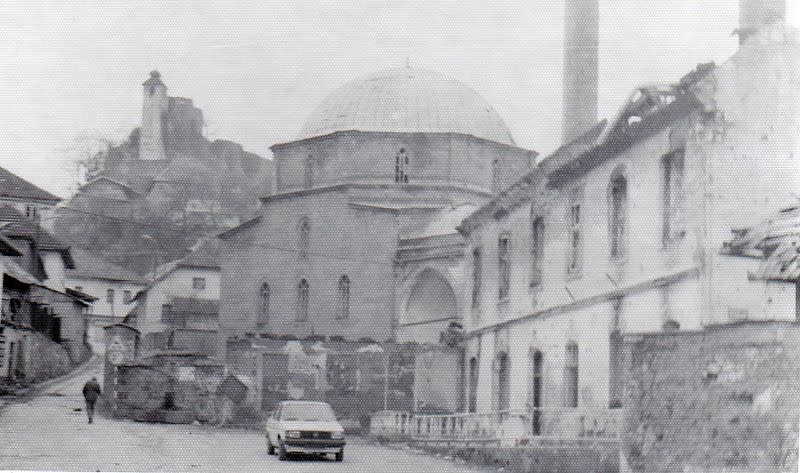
217 66 536 343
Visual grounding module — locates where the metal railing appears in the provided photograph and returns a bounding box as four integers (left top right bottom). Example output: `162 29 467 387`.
370 407 621 443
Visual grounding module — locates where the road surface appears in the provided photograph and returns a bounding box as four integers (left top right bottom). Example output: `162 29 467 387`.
0 364 492 472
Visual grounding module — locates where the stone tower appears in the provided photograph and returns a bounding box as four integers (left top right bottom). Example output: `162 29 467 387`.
738 0 785 43
140 70 168 161
562 0 599 144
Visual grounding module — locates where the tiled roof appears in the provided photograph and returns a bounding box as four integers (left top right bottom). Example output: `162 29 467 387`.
0 166 61 202
67 247 148 284
0 205 69 251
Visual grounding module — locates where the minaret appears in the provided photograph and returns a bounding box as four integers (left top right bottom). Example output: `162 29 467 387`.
738 0 785 44
140 70 168 160
562 0 599 144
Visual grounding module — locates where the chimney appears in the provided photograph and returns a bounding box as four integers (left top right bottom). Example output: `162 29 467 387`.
738 0 785 44
562 0 599 144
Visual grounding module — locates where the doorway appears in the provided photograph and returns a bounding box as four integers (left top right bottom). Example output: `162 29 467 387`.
531 350 543 435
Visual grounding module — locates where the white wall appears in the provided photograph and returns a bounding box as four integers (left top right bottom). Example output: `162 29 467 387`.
138 267 220 335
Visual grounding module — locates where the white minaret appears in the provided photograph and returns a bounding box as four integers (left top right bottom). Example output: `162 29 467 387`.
139 70 168 160
738 0 785 43
562 0 599 144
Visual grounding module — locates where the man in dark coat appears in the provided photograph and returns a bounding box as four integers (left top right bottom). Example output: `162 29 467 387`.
82 377 102 424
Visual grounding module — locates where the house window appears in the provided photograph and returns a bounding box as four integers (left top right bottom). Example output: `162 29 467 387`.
498 233 511 301
565 342 579 408
106 289 115 304
297 279 309 322
192 277 206 290
258 282 270 326
567 192 583 276
609 169 628 259
298 217 311 259
123 290 132 304
337 275 350 319
471 247 482 309
530 216 545 287
74 286 83 292
25 205 37 219
395 148 409 184
662 149 685 246
495 352 510 411
491 159 500 193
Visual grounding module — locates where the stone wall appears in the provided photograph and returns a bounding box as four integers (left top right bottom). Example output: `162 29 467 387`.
621 321 800 472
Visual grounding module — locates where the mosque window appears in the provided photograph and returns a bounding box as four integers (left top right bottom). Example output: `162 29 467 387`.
662 149 685 247
297 279 309 322
498 233 511 302
258 282 270 326
468 357 478 413
530 215 545 287
609 169 628 259
304 155 314 190
337 275 350 319
395 148 409 184
298 217 311 259
471 247 482 309
565 342 580 408
567 190 583 277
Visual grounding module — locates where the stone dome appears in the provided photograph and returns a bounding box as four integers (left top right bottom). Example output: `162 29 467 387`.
299 68 515 145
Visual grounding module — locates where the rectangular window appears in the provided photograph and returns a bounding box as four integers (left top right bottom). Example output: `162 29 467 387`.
123 290 132 304
498 234 511 301
106 289 115 304
567 191 583 276
472 248 482 308
192 277 206 290
530 217 545 287
565 343 579 408
662 149 685 247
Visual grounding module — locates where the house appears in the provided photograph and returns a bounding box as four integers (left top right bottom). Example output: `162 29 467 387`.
65 246 148 353
0 165 62 231
126 238 221 357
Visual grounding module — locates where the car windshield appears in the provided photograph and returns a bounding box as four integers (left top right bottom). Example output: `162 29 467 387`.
280 403 336 422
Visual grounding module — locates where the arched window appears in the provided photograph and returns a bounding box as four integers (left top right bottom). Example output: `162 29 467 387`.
297 279 309 321
498 233 511 301
395 148 409 184
468 357 478 413
495 352 510 411
564 342 579 408
257 282 270 327
298 217 311 259
609 169 628 259
337 275 350 319
530 215 545 286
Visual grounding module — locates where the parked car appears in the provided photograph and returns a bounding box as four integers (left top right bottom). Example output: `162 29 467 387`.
265 400 346 461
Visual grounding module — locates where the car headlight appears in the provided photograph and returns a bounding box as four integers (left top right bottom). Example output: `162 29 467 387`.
331 431 344 439
286 431 301 439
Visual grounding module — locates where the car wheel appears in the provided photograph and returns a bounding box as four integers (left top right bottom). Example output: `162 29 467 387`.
335 450 343 462
278 443 288 461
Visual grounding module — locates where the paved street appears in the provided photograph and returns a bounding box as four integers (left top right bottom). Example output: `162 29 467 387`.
0 365 491 472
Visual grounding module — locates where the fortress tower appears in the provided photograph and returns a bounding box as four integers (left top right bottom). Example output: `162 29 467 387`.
139 70 168 161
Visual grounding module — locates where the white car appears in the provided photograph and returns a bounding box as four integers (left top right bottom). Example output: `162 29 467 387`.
265 400 346 462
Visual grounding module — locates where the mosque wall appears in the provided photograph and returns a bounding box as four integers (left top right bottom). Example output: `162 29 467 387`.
272 132 534 195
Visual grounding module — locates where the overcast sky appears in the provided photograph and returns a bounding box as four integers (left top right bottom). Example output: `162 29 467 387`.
0 0 797 197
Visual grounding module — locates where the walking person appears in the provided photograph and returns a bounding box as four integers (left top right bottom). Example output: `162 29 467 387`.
82 377 102 424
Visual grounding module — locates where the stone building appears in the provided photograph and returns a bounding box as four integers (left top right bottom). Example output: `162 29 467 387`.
218 67 536 344
455 0 798 438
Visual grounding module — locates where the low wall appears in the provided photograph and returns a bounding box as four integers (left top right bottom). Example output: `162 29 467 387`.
622 321 800 473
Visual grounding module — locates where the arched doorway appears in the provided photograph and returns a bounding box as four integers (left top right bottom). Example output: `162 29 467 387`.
531 350 543 435
402 269 458 344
